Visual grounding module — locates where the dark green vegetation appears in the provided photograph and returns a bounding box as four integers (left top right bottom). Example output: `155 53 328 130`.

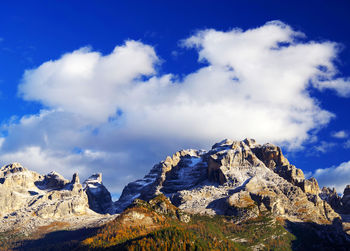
286 219 350 250
0 230 25 251
3 195 349 250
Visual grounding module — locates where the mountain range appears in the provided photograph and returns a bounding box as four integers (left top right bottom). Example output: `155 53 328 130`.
1 139 350 250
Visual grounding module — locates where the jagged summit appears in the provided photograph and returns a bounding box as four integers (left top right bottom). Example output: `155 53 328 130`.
85 173 103 184
0 162 26 172
84 173 114 214
3 138 350 245
0 163 114 236
114 138 338 224
3 139 350 249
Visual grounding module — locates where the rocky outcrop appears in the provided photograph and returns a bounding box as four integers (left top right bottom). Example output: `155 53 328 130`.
320 187 342 212
114 148 207 212
342 185 350 212
248 140 318 194
36 171 69 190
0 163 114 235
320 185 350 215
274 164 305 187
249 140 290 169
115 139 339 224
0 163 90 218
84 173 114 214
301 177 320 195
227 190 259 220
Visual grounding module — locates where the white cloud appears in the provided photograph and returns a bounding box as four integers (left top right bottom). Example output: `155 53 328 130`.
313 161 350 193
313 141 336 153
331 130 348 139
0 146 87 177
1 21 350 194
0 137 4 148
304 171 312 179
313 78 350 97
18 41 158 124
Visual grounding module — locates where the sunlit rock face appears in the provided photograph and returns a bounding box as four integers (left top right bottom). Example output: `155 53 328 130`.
115 139 339 224
0 163 114 235
0 163 90 218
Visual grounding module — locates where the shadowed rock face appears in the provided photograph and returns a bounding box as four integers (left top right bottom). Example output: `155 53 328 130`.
319 186 350 215
115 139 339 224
84 173 114 214
320 187 342 212
342 185 350 212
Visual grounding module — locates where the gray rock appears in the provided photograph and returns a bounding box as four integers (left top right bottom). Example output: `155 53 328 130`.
0 163 114 236
83 173 114 214
301 177 320 195
320 187 342 212
115 149 206 212
115 139 339 224
342 185 350 212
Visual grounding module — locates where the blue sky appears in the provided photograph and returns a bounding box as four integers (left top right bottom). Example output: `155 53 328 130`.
1 0 350 196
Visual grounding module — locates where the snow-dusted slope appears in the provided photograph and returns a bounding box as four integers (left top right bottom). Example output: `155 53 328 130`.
115 139 338 224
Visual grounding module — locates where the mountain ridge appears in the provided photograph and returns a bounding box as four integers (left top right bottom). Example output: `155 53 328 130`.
0 162 115 239
2 138 350 249
115 138 339 224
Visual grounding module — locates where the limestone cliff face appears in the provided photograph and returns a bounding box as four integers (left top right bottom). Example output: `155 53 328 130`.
115 139 339 224
0 163 91 218
0 163 114 235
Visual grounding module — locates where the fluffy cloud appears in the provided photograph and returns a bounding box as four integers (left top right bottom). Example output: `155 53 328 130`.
1 21 350 194
313 161 350 193
18 41 158 123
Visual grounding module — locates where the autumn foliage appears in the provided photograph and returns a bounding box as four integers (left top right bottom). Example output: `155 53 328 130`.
79 195 294 250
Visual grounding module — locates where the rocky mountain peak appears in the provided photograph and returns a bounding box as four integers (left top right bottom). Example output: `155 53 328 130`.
85 173 103 183
0 162 27 174
344 185 350 196
342 185 350 213
0 163 114 236
0 162 43 189
3 140 350 249
71 172 80 184
115 139 339 224
320 187 342 212
37 171 69 190
83 173 113 214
